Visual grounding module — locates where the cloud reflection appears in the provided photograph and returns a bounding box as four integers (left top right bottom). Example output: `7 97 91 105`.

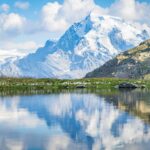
0 91 150 150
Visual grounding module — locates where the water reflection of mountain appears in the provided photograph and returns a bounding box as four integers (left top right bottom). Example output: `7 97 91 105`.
97 89 150 124
19 95 94 150
16 90 150 149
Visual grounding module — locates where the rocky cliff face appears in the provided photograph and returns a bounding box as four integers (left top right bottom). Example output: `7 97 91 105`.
86 39 150 79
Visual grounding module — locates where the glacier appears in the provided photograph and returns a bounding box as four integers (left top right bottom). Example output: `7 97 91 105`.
0 12 150 79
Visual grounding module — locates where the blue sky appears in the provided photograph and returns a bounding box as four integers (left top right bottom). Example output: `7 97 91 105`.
95 0 150 6
0 0 149 18
0 0 149 7
0 0 149 55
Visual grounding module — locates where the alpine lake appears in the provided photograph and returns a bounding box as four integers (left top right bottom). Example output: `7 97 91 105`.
0 78 150 150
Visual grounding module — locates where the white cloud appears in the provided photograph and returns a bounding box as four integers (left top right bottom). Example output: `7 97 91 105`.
5 139 23 150
108 0 150 24
58 0 95 23
0 13 26 36
41 2 68 34
135 1 150 24
41 0 95 35
0 40 39 61
0 3 10 12
109 0 137 20
15 1 30 10
0 12 40 58
40 0 150 37
0 41 38 51
0 49 25 61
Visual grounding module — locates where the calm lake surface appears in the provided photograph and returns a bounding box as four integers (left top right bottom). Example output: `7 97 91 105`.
0 89 150 150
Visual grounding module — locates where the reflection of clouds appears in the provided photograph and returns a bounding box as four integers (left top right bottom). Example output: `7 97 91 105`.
47 135 73 150
75 94 101 111
75 96 150 150
75 98 121 150
37 92 150 149
121 119 150 143
47 134 88 150
49 94 72 116
0 96 45 128
48 93 102 117
5 139 23 150
47 93 150 149
76 109 101 137
0 92 150 150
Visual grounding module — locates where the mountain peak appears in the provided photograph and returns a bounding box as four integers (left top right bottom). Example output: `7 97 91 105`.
0 14 150 79
45 40 56 47
56 14 93 51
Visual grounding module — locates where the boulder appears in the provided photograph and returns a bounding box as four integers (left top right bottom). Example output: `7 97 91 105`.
118 83 138 89
140 85 146 88
76 85 86 89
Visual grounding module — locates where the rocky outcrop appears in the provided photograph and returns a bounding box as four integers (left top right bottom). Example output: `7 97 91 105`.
85 39 150 79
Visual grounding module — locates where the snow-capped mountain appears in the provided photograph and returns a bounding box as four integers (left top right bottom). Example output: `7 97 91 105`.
0 12 150 78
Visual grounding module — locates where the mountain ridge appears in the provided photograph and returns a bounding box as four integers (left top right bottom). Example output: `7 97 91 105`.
85 39 150 79
0 12 150 79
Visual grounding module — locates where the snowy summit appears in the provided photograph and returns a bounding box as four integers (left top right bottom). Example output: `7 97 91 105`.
0 11 150 78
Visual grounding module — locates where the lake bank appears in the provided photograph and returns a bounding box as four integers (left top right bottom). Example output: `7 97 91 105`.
0 78 149 92
0 77 148 96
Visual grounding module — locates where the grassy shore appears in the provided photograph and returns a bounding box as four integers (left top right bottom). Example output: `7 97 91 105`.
0 77 149 91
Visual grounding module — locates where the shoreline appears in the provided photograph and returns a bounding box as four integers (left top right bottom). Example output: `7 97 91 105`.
0 78 149 91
